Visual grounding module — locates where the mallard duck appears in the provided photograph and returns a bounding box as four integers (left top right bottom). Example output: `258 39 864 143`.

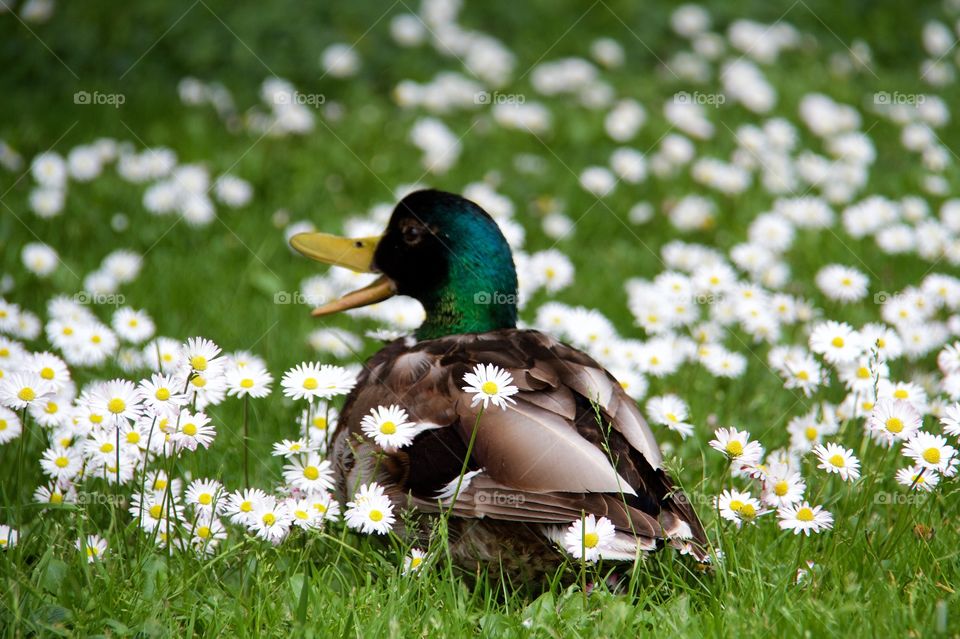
290 189 707 576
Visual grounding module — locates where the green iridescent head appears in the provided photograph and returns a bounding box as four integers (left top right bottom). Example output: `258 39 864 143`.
290 189 519 339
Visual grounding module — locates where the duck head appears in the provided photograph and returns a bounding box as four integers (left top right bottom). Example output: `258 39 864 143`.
291 189 519 339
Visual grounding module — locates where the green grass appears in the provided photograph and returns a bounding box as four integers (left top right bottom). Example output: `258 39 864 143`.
2 0 960 636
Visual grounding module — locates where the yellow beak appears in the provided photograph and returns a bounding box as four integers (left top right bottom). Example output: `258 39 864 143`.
289 232 396 317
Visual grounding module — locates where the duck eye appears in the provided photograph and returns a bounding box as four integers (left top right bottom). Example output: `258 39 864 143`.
402 225 424 245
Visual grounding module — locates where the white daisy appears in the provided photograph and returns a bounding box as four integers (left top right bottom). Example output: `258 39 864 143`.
304 491 341 523
250 496 293 544
461 363 519 410
0 525 19 549
282 453 334 492
815 264 869 302
708 427 763 465
0 406 23 444
562 514 616 562
225 364 273 399
111 308 156 344
403 548 427 574
76 534 108 563
360 404 419 448
895 464 940 492
903 432 957 475
344 482 395 535
172 409 217 451
777 501 833 536
271 438 315 458
39 446 83 482
0 372 55 410
867 399 922 446
185 478 225 513
224 488 269 526
809 320 863 364
813 443 861 481
281 362 356 402
716 489 767 528
646 394 694 438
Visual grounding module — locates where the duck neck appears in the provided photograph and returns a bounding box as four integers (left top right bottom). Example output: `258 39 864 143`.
415 261 518 340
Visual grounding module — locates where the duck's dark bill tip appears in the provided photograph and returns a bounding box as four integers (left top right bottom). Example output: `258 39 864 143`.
310 275 396 317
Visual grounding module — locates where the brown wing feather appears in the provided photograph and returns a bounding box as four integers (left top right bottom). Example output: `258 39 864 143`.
334 329 708 561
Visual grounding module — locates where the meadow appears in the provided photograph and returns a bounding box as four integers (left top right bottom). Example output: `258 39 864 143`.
1 0 959 636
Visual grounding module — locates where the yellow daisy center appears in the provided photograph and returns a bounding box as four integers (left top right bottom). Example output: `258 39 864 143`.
50 492 63 504
805 427 818 441
796 507 814 522
410 557 423 569
154 479 167 490
725 440 743 456
923 448 941 464
126 431 140 444
313 503 327 514
262 513 276 526
856 367 870 379
583 532 600 548
729 499 744 511
739 503 756 519
90 414 103 425
40 367 55 380
797 370 809 381
828 454 845 468
369 509 383 522
149 504 163 519
197 526 211 539
481 381 499 395
155 388 170 401
198 493 212 506
99 442 114 453
190 355 207 371
774 480 788 497
240 500 253 513
312 417 327 430
17 387 36 402
893 389 908 400
380 421 397 435
240 379 254 389
303 378 318 390
191 376 206 388
831 336 845 348
45 402 58 414
107 398 126 414
303 466 320 480
0 420 6 431
886 417 903 433
294 509 309 520
182 423 197 436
